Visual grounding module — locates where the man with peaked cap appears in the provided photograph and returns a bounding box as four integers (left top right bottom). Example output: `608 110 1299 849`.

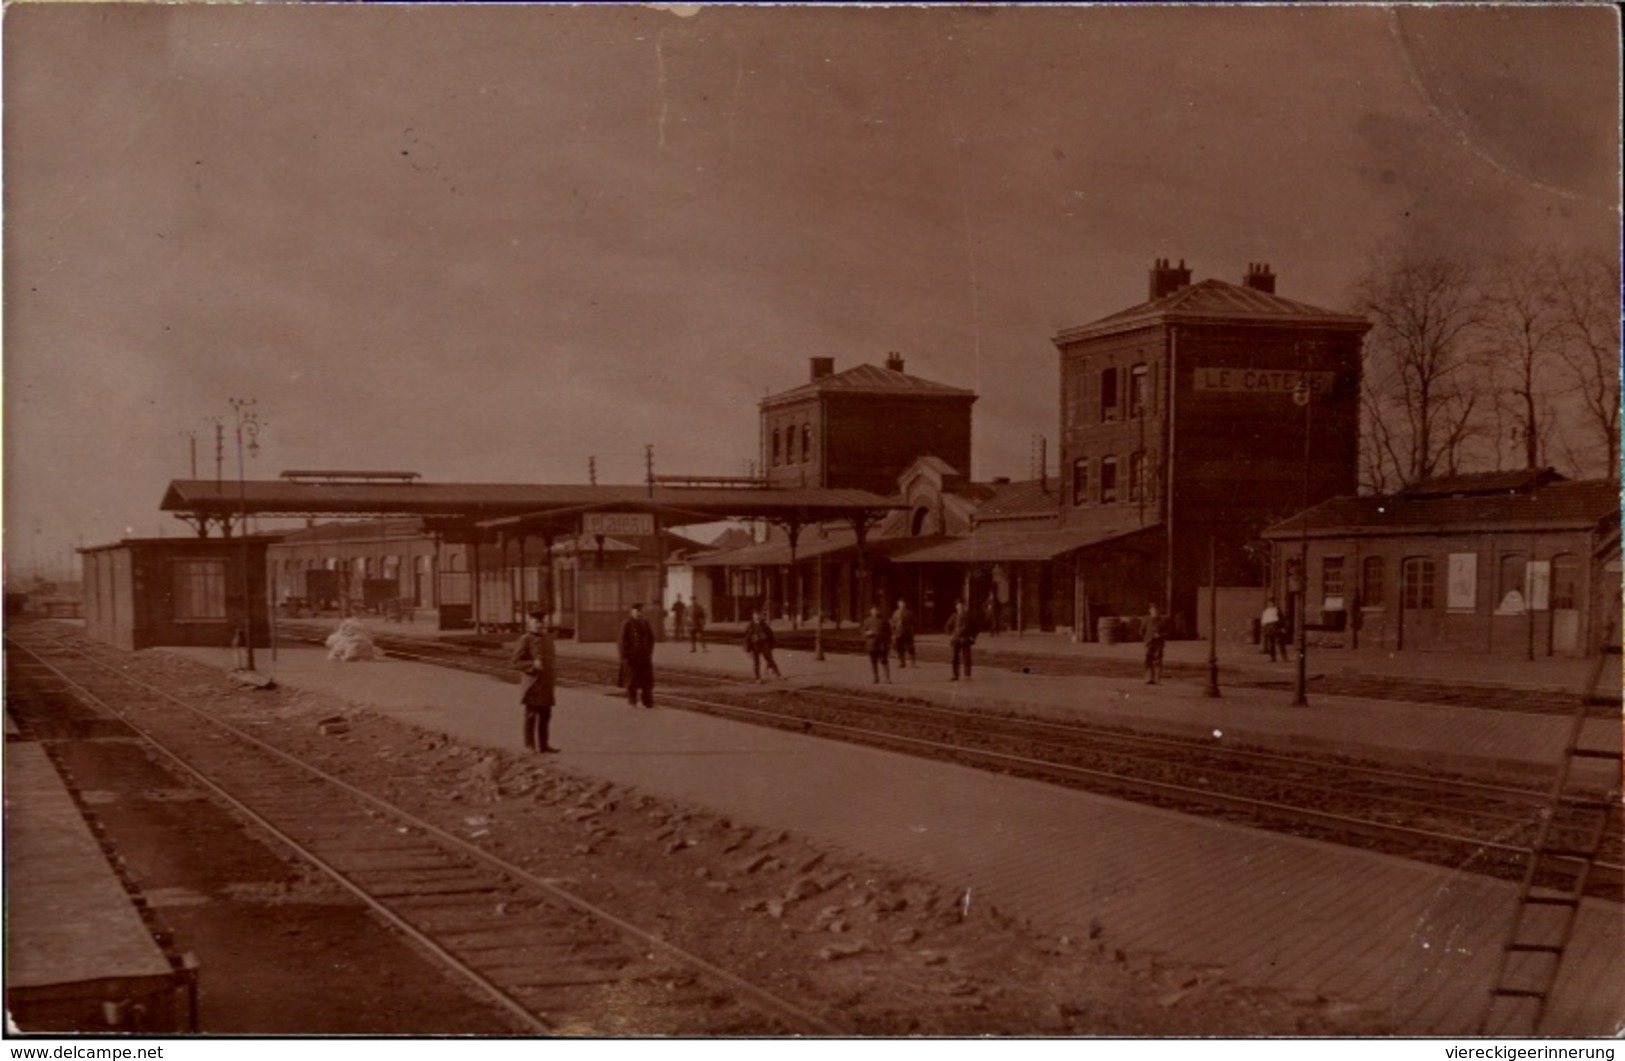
511 609 559 753
618 602 657 708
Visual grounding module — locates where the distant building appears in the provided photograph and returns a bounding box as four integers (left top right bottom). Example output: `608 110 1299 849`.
1053 259 1371 632
759 354 976 494
1261 468 1619 657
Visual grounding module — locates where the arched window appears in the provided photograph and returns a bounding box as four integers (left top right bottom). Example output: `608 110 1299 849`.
1100 456 1119 503
1361 556 1386 607
1402 557 1435 610
1071 458 1089 506
910 507 930 536
1551 554 1579 610
1497 553 1528 613
801 423 813 463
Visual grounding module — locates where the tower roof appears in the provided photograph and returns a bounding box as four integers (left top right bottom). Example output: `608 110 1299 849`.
1055 278 1369 345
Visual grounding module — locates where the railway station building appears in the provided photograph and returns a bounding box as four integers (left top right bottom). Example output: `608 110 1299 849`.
1260 468 1621 657
1051 259 1371 636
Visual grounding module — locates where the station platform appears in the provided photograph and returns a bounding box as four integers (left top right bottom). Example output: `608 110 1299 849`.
163 626 1623 1036
3 741 196 1033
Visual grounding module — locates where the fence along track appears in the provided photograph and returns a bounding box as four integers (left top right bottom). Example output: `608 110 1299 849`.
5 630 842 1037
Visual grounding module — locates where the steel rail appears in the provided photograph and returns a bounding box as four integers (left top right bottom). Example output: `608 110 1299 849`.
10 634 845 1037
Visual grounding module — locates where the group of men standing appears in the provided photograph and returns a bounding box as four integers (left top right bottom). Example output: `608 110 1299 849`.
507 593 1023 754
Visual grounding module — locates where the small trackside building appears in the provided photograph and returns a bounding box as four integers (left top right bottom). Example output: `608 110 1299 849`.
80 536 276 652
1260 469 1620 658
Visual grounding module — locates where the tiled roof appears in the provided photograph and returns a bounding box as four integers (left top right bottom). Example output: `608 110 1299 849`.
1398 467 1564 498
1056 279 1369 343
1261 478 1619 539
761 363 976 407
974 479 1062 521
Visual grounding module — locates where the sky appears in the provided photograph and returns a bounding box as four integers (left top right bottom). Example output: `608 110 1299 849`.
3 2 1619 579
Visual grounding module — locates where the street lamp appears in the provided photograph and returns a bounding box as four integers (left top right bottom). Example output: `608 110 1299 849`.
230 398 262 672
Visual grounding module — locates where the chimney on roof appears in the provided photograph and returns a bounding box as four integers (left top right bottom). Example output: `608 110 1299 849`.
884 351 905 373
1244 262 1276 293
1148 257 1192 300
810 356 835 381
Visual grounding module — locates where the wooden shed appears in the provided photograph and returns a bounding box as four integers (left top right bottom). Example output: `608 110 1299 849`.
80 536 275 652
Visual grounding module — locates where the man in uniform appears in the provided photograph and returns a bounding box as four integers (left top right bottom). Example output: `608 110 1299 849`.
511 609 559 753
618 602 657 708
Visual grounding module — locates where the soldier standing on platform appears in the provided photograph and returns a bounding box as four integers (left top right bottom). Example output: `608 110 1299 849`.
892 598 918 669
670 594 687 641
511 609 559 753
743 608 783 681
688 599 708 652
1143 603 1168 685
946 599 977 681
618 602 657 708
860 605 893 683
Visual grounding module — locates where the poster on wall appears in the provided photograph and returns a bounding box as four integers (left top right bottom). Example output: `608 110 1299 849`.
1447 553 1478 611
1526 560 1552 611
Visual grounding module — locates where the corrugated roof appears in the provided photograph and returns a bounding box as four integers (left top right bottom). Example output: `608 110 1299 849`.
1055 278 1370 343
1261 478 1619 539
761 363 976 407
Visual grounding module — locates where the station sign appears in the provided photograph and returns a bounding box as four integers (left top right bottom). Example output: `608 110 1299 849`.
582 512 655 538
1195 368 1336 396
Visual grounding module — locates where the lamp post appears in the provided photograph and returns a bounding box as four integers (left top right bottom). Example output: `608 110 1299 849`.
230 398 261 672
1204 534 1221 698
1291 377 1311 707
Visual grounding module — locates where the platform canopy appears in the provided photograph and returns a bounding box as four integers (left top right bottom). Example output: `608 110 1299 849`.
160 478 901 537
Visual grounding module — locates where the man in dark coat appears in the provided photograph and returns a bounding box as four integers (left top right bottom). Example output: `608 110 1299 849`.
891 598 917 668
618 602 657 708
743 608 783 681
688 599 708 653
946 599 977 681
511 609 559 753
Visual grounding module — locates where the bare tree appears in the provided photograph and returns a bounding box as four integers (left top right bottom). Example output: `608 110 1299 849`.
1479 249 1566 471
1550 252 1622 480
1354 254 1489 490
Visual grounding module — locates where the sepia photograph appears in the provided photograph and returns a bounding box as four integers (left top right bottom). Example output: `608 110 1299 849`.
3 0 1620 1047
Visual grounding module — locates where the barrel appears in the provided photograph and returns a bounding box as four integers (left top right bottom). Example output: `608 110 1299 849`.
1097 617 1120 644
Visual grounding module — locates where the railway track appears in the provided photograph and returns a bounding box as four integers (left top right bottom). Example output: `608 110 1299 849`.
281 621 1623 899
4 628 843 1037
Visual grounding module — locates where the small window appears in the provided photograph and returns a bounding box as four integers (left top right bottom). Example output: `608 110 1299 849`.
1361 556 1385 607
1100 456 1119 504
173 559 227 621
1402 557 1435 610
1071 458 1089 507
1100 367 1119 421
1129 364 1149 418
771 427 782 466
802 423 813 463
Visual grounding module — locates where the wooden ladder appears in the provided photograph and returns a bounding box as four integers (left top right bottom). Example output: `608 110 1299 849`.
1479 673 1621 1035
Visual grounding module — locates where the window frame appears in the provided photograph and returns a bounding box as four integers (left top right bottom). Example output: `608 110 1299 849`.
1071 457 1089 507
172 558 228 623
1361 556 1386 608
1100 455 1119 504
1401 556 1436 610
